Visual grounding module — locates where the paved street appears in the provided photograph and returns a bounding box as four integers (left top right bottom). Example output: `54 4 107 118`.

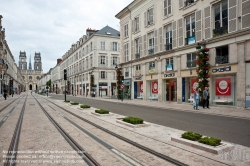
49 93 250 147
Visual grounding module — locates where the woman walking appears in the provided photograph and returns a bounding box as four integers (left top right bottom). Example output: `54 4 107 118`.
194 89 200 110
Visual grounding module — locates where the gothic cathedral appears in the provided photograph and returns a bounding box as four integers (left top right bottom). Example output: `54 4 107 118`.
19 51 43 91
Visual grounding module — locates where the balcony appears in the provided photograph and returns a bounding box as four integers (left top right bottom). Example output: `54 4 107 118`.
148 49 154 55
125 72 129 77
185 36 196 45
215 55 229 64
186 60 196 68
165 44 172 51
135 53 140 59
185 0 194 7
213 26 228 37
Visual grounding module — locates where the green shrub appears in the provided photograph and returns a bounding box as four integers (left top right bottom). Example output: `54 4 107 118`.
70 102 79 105
181 132 202 141
95 109 109 114
123 116 143 125
80 104 90 108
198 137 221 146
64 100 70 103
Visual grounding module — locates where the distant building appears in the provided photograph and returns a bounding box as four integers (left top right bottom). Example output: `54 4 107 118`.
19 51 43 90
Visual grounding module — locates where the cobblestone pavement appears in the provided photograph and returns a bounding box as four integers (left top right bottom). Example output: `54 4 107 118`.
0 92 250 166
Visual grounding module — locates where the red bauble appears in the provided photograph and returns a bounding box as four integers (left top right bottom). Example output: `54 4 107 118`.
204 48 209 52
206 75 210 78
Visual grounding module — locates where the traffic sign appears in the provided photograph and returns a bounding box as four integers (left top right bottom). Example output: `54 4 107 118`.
120 84 124 89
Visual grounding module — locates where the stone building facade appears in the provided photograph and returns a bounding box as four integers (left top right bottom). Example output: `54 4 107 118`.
115 0 250 108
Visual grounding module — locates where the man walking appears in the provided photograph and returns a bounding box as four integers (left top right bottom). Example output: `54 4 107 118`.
3 89 7 100
203 87 208 109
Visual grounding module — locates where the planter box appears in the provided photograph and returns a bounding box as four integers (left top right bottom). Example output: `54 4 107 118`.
171 136 234 154
116 118 149 128
91 112 113 117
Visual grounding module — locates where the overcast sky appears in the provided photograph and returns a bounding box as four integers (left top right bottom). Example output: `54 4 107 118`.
0 0 130 73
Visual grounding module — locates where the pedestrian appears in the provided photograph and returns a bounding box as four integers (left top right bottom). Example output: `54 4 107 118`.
194 89 200 110
12 91 14 97
203 87 208 109
3 89 7 100
93 91 95 98
207 88 210 109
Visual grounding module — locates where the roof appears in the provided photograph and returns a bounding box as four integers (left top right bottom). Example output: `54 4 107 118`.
95 25 120 37
115 0 136 18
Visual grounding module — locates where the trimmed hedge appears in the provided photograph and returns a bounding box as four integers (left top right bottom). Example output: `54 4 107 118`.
198 137 221 146
123 116 143 125
80 104 90 108
70 102 79 105
64 100 70 103
181 132 202 141
95 109 109 114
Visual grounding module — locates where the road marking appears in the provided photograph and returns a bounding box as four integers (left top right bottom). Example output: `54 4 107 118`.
7 113 10 117
3 117 7 122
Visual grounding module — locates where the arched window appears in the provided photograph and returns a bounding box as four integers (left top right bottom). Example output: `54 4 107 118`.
29 76 32 80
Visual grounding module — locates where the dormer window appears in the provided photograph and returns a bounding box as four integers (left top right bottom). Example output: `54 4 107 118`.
106 32 111 35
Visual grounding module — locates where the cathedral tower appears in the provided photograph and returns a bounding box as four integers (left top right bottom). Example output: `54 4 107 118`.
28 55 32 70
34 52 42 71
19 51 27 70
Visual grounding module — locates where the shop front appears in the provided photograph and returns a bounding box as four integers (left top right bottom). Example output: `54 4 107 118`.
134 76 143 99
210 65 237 106
162 72 177 102
145 74 158 100
123 79 131 99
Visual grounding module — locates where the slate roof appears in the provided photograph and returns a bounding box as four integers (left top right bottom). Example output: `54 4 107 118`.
95 26 120 37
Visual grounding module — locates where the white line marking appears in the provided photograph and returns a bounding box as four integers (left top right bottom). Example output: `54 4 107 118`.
111 148 142 166
3 117 7 122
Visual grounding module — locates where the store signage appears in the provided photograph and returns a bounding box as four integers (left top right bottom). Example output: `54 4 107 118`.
212 66 231 73
164 73 175 77
166 64 173 71
191 78 198 93
140 82 143 92
124 79 131 85
135 77 142 80
149 68 156 74
215 78 231 96
152 81 158 93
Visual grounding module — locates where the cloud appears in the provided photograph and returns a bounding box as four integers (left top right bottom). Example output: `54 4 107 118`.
0 0 130 73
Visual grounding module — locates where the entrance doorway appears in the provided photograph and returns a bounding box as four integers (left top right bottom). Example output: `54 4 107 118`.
166 81 176 102
29 84 32 90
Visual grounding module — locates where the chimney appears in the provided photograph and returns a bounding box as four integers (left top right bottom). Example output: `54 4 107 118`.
0 15 2 29
57 58 62 65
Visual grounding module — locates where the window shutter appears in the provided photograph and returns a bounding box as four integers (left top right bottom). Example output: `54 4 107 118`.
139 37 142 57
131 40 134 59
132 20 134 33
144 11 147 27
127 43 130 61
106 56 108 66
154 29 158 53
172 21 177 48
162 58 166 72
179 0 184 9
178 18 183 47
195 10 202 42
159 27 163 52
138 16 140 31
117 57 120 64
242 0 250 29
111 56 113 66
143 35 147 56
111 42 113 51
105 72 107 79
100 41 102 50
103 41 105 50
124 44 126 62
153 6 156 24
204 6 211 40
98 56 100 65
99 71 101 79
118 43 120 51
228 0 237 33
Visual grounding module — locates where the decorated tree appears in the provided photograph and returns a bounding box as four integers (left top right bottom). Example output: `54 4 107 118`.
196 47 210 101
116 68 123 99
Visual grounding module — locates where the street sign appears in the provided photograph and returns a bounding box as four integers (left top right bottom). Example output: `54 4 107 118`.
120 84 124 89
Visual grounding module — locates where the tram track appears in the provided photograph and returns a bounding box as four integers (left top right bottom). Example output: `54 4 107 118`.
0 96 22 113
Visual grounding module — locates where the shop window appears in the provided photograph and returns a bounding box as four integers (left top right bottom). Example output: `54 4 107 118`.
186 53 196 68
213 0 228 37
165 24 172 50
166 57 173 71
215 45 229 64
185 14 195 45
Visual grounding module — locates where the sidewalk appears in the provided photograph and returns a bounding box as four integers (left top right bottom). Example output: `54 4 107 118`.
58 94 250 120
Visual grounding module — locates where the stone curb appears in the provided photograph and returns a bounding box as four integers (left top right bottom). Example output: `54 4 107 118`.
91 112 114 117
116 118 150 128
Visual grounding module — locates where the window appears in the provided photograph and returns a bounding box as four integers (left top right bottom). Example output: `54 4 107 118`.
100 56 105 65
101 71 106 79
125 67 129 77
164 0 171 17
186 53 196 68
124 24 128 37
135 38 140 58
90 57 93 67
112 42 118 51
214 0 228 36
90 42 92 51
185 14 195 45
86 59 89 69
82 74 85 81
136 65 141 70
112 57 118 65
147 8 154 25
135 17 140 32
101 41 105 50
215 45 229 64
185 0 194 7
165 24 172 50
124 43 129 62
166 57 173 71
149 61 155 69
82 61 85 70
29 76 32 80
148 32 154 55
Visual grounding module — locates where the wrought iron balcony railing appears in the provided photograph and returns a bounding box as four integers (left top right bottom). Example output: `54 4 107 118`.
186 60 196 68
165 44 172 51
148 49 154 55
215 55 229 64
135 53 140 59
213 26 228 37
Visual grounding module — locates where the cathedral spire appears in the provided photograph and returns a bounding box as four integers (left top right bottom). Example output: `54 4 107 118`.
29 54 32 70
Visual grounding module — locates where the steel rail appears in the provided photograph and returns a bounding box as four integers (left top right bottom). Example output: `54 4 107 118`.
0 96 22 113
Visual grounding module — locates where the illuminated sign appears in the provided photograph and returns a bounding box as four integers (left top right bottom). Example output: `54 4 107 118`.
212 66 231 73
164 73 175 77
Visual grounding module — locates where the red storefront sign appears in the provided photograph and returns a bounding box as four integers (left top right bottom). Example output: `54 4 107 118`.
140 82 143 92
191 78 198 93
215 78 231 96
152 82 158 93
